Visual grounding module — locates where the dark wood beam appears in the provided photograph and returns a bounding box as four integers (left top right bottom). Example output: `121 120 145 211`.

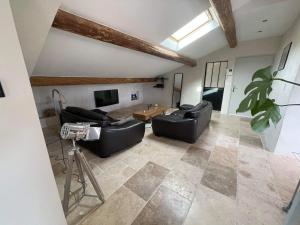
52 9 197 67
210 0 237 48
30 76 157 86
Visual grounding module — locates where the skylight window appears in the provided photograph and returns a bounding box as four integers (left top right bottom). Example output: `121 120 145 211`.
171 11 212 41
161 8 219 51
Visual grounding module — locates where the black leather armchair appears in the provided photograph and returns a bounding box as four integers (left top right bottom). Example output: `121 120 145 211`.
60 107 145 157
152 101 212 143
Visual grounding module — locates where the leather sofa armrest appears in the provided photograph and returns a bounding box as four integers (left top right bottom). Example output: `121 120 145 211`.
179 104 194 110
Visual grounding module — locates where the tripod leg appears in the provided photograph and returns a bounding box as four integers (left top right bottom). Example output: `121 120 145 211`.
62 151 75 215
74 152 86 193
75 150 105 203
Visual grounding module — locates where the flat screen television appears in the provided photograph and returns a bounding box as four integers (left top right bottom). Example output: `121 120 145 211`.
94 89 119 107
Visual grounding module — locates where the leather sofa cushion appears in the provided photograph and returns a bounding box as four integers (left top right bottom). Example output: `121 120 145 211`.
66 106 110 121
110 116 135 126
91 108 108 115
184 101 209 118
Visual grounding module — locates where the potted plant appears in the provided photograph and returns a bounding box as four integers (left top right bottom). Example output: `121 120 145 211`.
237 66 300 212
237 66 300 132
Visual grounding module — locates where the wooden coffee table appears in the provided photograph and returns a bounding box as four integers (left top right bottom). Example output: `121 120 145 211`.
133 106 168 121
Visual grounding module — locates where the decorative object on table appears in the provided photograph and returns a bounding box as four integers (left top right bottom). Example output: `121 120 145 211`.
133 106 168 122
236 66 300 213
278 42 292 71
0 81 5 97
236 66 300 133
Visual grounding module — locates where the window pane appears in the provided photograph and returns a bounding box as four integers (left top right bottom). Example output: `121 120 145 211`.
211 62 221 87
205 63 213 87
218 62 228 88
171 12 210 41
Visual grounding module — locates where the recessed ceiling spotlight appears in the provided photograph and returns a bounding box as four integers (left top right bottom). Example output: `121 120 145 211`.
262 19 268 23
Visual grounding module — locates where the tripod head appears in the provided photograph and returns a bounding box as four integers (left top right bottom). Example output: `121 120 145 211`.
60 123 101 141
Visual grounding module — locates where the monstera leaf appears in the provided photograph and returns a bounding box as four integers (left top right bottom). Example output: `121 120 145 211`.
237 66 273 113
250 99 281 132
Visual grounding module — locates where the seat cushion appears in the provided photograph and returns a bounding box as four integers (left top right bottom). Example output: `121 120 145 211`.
184 101 209 118
66 106 110 121
91 108 108 115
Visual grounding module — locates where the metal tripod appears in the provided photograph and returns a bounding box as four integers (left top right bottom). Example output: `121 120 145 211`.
62 139 105 215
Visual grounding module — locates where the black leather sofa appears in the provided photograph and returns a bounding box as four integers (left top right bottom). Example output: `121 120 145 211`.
152 101 212 143
60 107 145 157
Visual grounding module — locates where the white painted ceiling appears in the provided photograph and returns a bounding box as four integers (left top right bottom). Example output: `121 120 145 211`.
233 0 300 41
33 0 300 77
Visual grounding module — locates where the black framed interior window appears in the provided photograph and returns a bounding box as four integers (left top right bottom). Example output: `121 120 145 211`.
204 61 228 88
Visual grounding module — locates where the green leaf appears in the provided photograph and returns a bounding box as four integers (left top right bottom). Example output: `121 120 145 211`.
252 66 272 81
251 99 275 116
250 100 281 133
237 66 274 114
237 91 258 113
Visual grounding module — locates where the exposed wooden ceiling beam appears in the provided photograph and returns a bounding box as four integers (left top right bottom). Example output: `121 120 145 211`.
210 0 237 48
30 76 157 86
52 9 197 67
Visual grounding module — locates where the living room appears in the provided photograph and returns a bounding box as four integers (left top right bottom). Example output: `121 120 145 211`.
2 0 300 225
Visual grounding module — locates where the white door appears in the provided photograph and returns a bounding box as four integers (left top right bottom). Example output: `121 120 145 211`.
229 55 274 116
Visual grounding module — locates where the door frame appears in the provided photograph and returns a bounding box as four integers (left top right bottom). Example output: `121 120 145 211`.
228 54 275 116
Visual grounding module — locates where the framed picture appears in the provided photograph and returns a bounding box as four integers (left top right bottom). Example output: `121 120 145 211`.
278 42 292 71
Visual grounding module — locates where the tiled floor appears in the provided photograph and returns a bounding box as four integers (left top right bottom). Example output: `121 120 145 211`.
44 111 300 225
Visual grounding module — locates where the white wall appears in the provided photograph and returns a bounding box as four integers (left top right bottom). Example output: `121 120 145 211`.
144 37 281 108
33 83 144 117
263 15 300 153
0 1 66 225
9 0 62 75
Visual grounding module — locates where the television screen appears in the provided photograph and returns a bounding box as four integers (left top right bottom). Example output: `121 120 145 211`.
94 89 119 107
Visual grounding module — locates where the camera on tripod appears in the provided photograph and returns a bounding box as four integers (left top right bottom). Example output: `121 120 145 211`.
60 123 105 216
60 122 101 141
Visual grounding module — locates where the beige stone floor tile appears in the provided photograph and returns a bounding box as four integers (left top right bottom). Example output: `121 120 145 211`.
81 186 145 225
237 184 284 225
121 151 149 171
210 145 238 169
181 146 211 169
201 161 237 199
149 147 185 170
161 170 199 201
216 134 239 148
184 184 236 225
240 134 263 148
124 162 169 201
193 132 217 152
270 154 300 204
93 165 137 199
170 160 204 184
132 185 192 225
213 126 240 138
